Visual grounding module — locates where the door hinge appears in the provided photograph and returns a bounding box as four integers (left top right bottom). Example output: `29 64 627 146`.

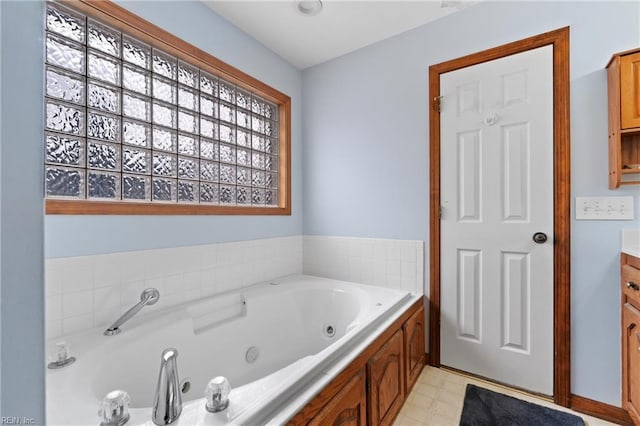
434 96 443 113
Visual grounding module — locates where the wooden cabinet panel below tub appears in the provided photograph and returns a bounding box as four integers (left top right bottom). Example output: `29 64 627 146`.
622 253 640 425
308 369 366 426
367 329 405 426
403 304 426 394
287 298 424 426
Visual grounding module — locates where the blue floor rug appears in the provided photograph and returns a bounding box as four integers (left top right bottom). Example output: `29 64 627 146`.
459 384 584 426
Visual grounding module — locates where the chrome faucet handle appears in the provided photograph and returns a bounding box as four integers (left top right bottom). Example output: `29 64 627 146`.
205 376 231 413
99 390 131 426
47 341 76 369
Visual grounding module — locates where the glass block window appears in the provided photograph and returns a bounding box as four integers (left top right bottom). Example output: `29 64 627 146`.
44 1 281 207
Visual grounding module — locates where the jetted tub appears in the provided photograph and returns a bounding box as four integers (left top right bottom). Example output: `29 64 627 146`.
46 275 415 425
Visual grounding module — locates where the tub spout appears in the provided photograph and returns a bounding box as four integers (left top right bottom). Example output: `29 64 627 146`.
104 288 159 336
152 348 182 425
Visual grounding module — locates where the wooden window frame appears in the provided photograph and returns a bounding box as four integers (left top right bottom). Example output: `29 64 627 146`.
45 0 292 216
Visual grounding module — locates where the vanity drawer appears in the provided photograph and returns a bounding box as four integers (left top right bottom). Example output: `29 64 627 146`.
622 264 640 306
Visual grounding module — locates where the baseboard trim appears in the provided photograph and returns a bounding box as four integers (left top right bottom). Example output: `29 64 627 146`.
424 352 430 365
570 394 632 425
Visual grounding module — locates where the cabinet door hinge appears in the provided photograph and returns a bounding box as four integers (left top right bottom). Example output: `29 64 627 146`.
434 96 443 113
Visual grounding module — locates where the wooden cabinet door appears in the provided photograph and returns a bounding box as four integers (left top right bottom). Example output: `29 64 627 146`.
309 369 366 426
403 304 426 393
367 329 405 426
623 302 640 423
621 51 640 129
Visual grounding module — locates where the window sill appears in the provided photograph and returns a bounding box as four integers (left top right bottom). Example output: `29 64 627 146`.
45 199 291 215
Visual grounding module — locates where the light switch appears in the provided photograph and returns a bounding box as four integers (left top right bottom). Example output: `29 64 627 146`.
575 196 635 220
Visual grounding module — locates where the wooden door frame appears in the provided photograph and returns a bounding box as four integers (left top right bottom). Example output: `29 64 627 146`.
428 27 571 407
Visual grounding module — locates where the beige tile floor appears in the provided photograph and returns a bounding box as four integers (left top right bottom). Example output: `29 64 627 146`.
393 366 620 426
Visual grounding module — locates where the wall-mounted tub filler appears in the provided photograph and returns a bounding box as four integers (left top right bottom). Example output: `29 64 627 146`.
152 348 182 426
104 288 160 336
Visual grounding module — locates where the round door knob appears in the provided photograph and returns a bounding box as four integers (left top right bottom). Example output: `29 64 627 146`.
532 232 548 244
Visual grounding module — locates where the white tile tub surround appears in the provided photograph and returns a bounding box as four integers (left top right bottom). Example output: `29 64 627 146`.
303 236 424 295
45 236 303 339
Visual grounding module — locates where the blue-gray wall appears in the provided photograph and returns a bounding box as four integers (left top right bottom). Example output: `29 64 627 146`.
1 1 46 421
0 0 3 416
0 0 302 421
302 1 640 406
44 0 303 258
2 0 639 419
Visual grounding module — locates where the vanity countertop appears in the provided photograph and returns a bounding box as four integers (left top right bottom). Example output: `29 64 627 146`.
623 228 640 258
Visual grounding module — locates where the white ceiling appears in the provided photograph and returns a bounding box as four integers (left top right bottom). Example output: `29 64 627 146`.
203 1 477 69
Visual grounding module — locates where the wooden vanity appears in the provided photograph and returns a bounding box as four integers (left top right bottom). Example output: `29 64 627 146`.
622 252 640 424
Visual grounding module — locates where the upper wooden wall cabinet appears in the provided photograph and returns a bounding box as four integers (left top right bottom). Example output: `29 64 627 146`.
607 48 640 188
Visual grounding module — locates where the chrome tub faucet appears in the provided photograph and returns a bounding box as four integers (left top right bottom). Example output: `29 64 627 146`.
104 288 160 336
152 348 182 425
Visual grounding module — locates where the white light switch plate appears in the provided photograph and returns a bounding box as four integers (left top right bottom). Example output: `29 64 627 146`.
575 196 635 220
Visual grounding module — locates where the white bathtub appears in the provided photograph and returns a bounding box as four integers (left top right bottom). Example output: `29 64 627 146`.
46 275 415 425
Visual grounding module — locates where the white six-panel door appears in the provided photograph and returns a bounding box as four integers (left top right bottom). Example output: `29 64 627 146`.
440 45 554 395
